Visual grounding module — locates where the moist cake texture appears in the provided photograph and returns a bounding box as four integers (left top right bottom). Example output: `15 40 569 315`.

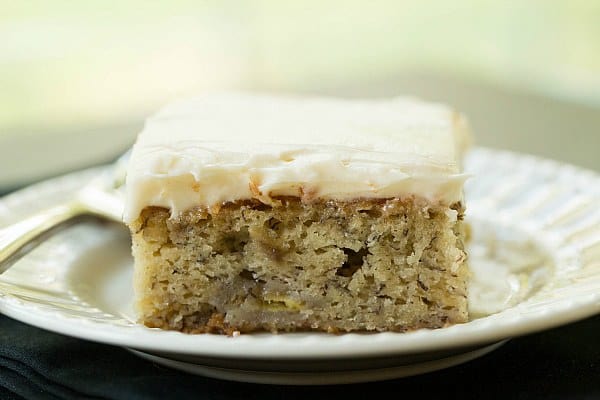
125 92 471 334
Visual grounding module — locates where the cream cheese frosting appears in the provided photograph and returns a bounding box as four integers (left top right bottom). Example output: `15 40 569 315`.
123 92 471 222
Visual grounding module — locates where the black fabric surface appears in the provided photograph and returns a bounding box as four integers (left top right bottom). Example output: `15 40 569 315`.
0 314 598 400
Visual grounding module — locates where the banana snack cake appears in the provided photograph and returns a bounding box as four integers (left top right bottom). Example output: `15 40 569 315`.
124 92 471 334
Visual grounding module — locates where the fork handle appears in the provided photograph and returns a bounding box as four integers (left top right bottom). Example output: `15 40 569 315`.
0 203 86 274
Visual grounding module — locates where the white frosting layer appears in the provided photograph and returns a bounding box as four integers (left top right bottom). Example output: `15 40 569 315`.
124 93 470 222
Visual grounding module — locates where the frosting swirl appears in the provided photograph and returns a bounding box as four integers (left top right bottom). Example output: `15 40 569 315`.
124 92 470 222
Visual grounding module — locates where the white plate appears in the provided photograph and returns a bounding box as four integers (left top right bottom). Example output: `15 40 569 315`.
0 147 599 384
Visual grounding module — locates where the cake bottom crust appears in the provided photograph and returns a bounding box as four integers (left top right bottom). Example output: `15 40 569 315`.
130 197 468 334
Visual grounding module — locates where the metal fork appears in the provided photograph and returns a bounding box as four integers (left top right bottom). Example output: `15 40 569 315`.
0 152 129 274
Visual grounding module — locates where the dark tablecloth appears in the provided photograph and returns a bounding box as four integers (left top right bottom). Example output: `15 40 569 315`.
0 313 598 400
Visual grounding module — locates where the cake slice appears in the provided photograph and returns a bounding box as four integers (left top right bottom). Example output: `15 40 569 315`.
124 92 471 334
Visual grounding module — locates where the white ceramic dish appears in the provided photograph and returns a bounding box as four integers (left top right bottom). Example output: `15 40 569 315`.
0 147 599 384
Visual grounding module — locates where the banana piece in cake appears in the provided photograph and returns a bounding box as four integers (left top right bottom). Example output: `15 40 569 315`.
124 92 471 334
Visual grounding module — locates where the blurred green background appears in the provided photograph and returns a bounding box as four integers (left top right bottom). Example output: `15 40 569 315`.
1 1 599 186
